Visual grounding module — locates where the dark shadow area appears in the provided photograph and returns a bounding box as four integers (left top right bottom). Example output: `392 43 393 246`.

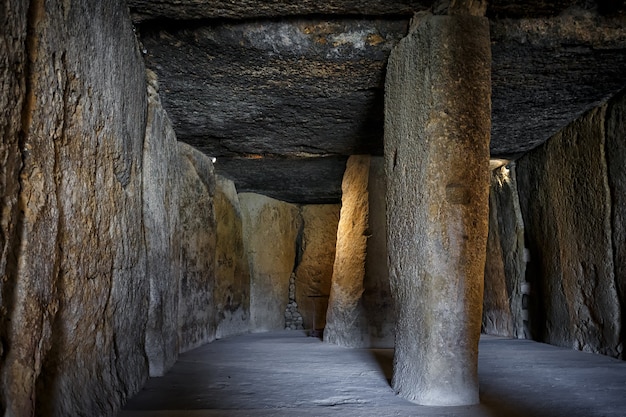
369 348 393 385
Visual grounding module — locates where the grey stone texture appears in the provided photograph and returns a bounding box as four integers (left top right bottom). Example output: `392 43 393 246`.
177 142 218 352
607 90 626 355
132 6 626 203
0 2 150 416
517 97 622 357
294 205 340 331
490 10 626 157
143 70 183 377
362 156 395 347
214 176 251 339
0 2 219 416
239 193 301 332
128 0 431 21
482 164 527 339
324 155 371 347
384 13 491 406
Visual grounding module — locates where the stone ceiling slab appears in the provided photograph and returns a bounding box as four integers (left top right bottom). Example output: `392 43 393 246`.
135 8 626 203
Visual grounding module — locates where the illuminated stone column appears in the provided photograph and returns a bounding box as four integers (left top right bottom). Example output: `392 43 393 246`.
384 13 491 406
324 155 370 346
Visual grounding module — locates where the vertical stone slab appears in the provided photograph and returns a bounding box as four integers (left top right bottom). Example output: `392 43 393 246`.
214 175 251 339
384 13 491 406
517 105 621 357
0 5 28 415
294 204 339 332
483 165 528 339
606 90 626 358
362 156 395 347
2 2 150 416
493 164 527 339
324 155 371 347
143 71 183 377
178 142 217 352
240 193 300 332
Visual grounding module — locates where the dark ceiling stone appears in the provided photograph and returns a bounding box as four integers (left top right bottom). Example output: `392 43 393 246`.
139 18 408 160
135 8 626 203
128 1 432 22
490 13 626 157
214 155 348 204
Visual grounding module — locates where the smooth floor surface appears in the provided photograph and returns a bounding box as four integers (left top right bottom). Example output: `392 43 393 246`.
119 331 626 417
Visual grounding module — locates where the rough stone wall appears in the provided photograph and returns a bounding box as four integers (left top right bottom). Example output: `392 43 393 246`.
482 164 527 338
0 2 151 416
239 193 300 332
214 176 250 339
177 142 217 352
0 3 28 401
143 70 182 377
362 156 395 347
606 90 626 356
294 204 339 331
324 155 371 347
517 102 622 357
0 2 219 415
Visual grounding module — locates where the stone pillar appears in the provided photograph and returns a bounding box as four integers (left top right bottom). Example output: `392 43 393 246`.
384 12 491 406
324 155 370 347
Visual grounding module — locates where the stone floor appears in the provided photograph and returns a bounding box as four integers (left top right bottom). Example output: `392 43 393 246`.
119 331 626 417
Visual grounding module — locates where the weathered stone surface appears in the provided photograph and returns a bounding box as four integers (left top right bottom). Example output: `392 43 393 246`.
384 13 491 405
215 156 348 204
214 175 251 339
606 89 626 357
325 155 371 347
483 165 526 338
240 193 301 331
517 104 622 357
128 0 431 21
1 2 150 416
178 142 218 352
134 8 626 203
0 5 27 408
295 204 339 331
490 10 626 157
143 70 183 377
362 156 395 348
127 0 617 21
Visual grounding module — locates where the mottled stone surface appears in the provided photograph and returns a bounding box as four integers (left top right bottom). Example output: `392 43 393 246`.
483 165 526 338
177 142 217 352
240 193 301 331
127 0 614 21
1 1 150 416
143 70 183 377
215 156 348 204
295 205 339 331
325 155 371 347
517 104 622 357
490 10 626 157
133 6 626 203
214 176 251 339
128 0 431 21
384 13 491 406
606 90 626 357
362 156 395 348
0 5 27 408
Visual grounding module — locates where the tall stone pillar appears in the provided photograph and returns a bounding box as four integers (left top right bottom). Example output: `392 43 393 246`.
324 155 370 346
384 12 491 406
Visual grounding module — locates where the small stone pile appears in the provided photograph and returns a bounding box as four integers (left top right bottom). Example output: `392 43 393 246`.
285 273 304 330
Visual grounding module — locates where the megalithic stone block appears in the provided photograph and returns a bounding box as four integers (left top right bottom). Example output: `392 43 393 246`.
384 12 491 406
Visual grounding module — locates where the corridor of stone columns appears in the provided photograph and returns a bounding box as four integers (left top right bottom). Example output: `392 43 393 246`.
1 1 626 417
